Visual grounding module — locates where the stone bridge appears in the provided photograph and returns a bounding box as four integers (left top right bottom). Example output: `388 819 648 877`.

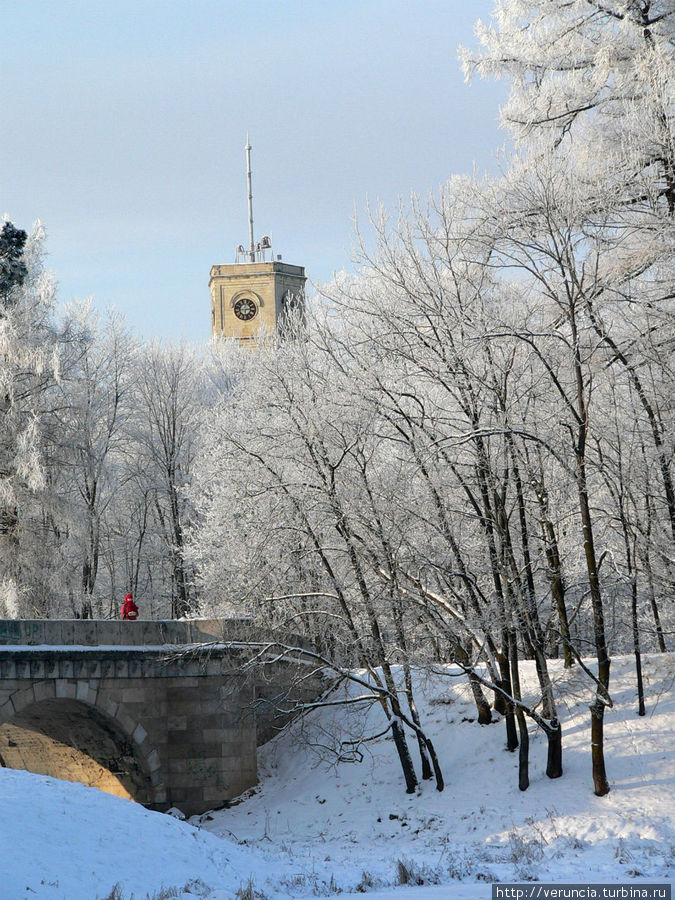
0 619 318 816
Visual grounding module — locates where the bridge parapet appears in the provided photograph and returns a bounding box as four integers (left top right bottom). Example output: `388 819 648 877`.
0 618 276 648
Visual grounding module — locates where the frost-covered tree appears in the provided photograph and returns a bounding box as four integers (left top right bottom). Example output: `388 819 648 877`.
0 221 28 304
190 328 446 793
463 1 675 550
0 220 76 617
126 341 202 618
458 0 675 794
57 307 134 618
461 0 675 189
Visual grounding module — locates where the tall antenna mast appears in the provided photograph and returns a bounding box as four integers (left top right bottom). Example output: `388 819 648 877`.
235 136 272 263
245 134 255 262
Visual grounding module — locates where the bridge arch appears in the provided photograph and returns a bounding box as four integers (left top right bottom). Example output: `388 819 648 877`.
0 681 161 806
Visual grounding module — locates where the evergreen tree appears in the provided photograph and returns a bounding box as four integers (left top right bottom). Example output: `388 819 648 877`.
0 221 28 305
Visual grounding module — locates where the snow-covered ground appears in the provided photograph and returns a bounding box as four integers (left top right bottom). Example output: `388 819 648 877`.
1 654 673 899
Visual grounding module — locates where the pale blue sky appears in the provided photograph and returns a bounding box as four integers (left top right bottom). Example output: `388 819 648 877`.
2 1 507 342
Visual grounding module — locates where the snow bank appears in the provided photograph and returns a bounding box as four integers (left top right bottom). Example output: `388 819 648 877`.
0 768 272 899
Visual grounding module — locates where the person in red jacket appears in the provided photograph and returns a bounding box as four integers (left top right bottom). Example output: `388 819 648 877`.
121 593 138 620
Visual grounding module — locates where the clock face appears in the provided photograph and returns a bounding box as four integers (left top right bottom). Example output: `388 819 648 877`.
233 297 258 321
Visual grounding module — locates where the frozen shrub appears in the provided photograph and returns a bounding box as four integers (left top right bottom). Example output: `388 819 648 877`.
396 858 442 886
97 886 125 900
355 870 377 892
507 828 546 881
235 877 268 900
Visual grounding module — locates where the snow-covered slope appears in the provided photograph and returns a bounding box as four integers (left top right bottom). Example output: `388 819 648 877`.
0 767 281 899
1 654 673 899
204 653 674 896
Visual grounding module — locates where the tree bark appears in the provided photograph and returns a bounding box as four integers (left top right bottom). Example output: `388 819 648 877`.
499 641 519 752
468 671 494 725
632 588 646 717
509 630 529 791
546 719 563 779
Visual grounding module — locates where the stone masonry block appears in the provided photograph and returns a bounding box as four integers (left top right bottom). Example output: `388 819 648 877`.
13 659 30 679
71 659 85 679
0 699 14 723
86 660 102 679
44 658 59 679
167 715 187 730
219 682 249 700
59 660 74 679
76 681 90 702
169 758 223 780
160 660 183 677
28 659 46 679
142 702 167 720
201 728 226 743
140 658 160 678
166 772 216 789
166 676 201 690
128 659 142 679
115 708 137 735
11 685 35 713
168 742 223 760
186 684 224 703
116 688 146 704
163 702 209 719
205 658 226 676
77 621 98 646
98 660 115 679
59 622 76 644
102 698 119 719
33 681 56 703
0 659 16 679
55 680 77 700
119 677 146 691
132 723 147 745
220 741 249 758
0 620 23 644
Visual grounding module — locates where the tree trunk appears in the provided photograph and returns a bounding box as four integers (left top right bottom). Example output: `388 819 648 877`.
539 507 573 668
499 641 519 752
390 718 418 794
509 631 529 790
647 580 667 653
632 588 646 717
579 480 611 797
642 490 668 653
468 671 493 724
403 660 433 779
572 318 610 797
448 634 493 724
508 440 558 713
546 719 563 779
590 693 610 796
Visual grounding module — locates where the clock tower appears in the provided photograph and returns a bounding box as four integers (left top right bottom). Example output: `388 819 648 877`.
210 138 306 343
